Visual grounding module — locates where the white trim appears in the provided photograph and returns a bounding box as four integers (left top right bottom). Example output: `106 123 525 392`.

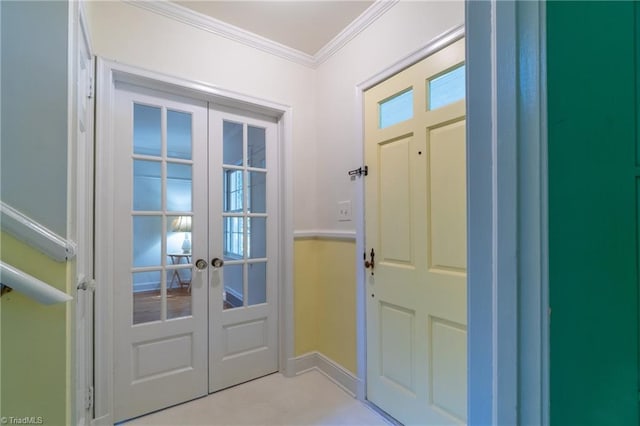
280 107 295 378
291 352 359 397
466 1 548 424
353 25 466 405
0 201 77 262
515 1 549 424
314 0 399 66
123 0 397 69
94 58 294 422
0 261 73 304
358 25 465 92
293 230 357 241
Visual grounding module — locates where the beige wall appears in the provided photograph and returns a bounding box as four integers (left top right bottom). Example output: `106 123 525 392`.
294 238 357 374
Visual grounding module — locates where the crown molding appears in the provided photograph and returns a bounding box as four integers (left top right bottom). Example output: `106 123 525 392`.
124 0 397 69
314 0 399 66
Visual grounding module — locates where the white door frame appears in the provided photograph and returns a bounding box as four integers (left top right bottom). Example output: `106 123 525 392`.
355 3 548 423
92 58 294 425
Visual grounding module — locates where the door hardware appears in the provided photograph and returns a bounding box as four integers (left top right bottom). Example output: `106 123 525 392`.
364 248 375 275
195 259 208 271
348 165 368 178
211 258 224 268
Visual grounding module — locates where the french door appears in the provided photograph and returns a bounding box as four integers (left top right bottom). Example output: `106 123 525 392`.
112 83 278 422
364 38 467 425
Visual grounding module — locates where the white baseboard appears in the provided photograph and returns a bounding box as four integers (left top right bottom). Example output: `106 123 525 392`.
291 352 360 397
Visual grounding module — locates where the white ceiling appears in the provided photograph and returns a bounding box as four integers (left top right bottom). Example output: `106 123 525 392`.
172 1 375 56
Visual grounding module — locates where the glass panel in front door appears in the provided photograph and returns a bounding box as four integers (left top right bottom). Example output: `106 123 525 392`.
222 120 269 310
131 103 194 324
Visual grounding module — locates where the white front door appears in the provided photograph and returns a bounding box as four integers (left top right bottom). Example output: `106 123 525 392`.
364 38 467 425
112 85 279 422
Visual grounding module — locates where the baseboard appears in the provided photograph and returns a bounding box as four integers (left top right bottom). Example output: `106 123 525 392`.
291 352 359 397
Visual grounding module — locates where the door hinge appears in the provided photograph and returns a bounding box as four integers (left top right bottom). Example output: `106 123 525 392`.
86 385 94 411
88 76 94 99
348 165 368 178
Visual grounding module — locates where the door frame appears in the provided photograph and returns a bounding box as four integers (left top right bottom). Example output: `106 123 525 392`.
92 58 294 425
355 3 548 423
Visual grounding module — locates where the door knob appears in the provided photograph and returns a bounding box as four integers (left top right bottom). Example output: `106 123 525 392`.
211 258 224 268
195 259 208 271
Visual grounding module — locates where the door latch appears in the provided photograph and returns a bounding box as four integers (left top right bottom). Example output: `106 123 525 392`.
364 248 375 275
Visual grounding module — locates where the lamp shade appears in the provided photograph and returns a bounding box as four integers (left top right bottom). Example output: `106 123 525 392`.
171 216 192 232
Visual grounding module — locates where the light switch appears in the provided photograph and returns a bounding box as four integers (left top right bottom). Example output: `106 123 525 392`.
338 200 352 222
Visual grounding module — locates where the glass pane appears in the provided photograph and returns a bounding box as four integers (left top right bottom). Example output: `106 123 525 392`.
167 268 192 319
167 163 192 212
223 263 244 309
248 262 266 305
133 270 161 324
133 160 161 211
133 104 161 156
167 110 192 160
133 216 162 267
248 217 266 259
223 169 244 213
379 88 413 129
223 121 243 166
248 126 266 168
429 64 466 110
224 217 244 260
167 216 192 255
248 172 266 213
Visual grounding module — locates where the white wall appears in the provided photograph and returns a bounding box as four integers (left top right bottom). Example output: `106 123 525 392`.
86 1 464 234
85 0 318 231
313 1 464 232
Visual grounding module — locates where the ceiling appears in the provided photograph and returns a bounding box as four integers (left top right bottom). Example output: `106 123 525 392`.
172 1 376 56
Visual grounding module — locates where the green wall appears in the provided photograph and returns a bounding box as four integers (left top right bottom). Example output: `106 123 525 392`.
0 232 69 426
547 1 639 424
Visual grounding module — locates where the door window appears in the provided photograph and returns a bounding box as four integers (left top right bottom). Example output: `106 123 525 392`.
131 103 194 324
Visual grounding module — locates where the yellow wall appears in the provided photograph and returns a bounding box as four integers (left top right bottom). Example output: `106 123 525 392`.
294 237 357 374
0 232 69 425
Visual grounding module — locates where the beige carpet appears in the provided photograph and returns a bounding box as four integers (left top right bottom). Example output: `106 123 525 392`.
126 370 391 426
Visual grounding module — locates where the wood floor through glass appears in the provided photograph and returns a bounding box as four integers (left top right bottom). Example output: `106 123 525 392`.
133 287 192 324
133 287 235 323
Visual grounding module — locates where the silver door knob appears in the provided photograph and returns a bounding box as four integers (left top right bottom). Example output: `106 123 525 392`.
211 258 224 268
195 259 208 271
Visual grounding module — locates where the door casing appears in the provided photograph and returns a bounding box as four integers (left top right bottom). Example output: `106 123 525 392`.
92 58 295 425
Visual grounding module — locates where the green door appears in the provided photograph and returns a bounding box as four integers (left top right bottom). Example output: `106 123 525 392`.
548 1 639 424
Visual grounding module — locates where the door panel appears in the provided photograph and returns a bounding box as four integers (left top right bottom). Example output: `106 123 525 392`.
365 38 466 425
113 84 208 422
209 108 279 392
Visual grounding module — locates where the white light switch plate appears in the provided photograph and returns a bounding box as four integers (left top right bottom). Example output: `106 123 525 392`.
338 200 352 222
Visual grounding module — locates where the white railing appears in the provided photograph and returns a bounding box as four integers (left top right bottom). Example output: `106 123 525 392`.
0 261 72 304
0 201 76 262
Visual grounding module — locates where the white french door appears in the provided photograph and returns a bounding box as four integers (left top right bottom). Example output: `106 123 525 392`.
208 107 279 392
112 84 278 422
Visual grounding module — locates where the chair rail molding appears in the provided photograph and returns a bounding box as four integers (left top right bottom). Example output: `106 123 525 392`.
0 201 77 262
